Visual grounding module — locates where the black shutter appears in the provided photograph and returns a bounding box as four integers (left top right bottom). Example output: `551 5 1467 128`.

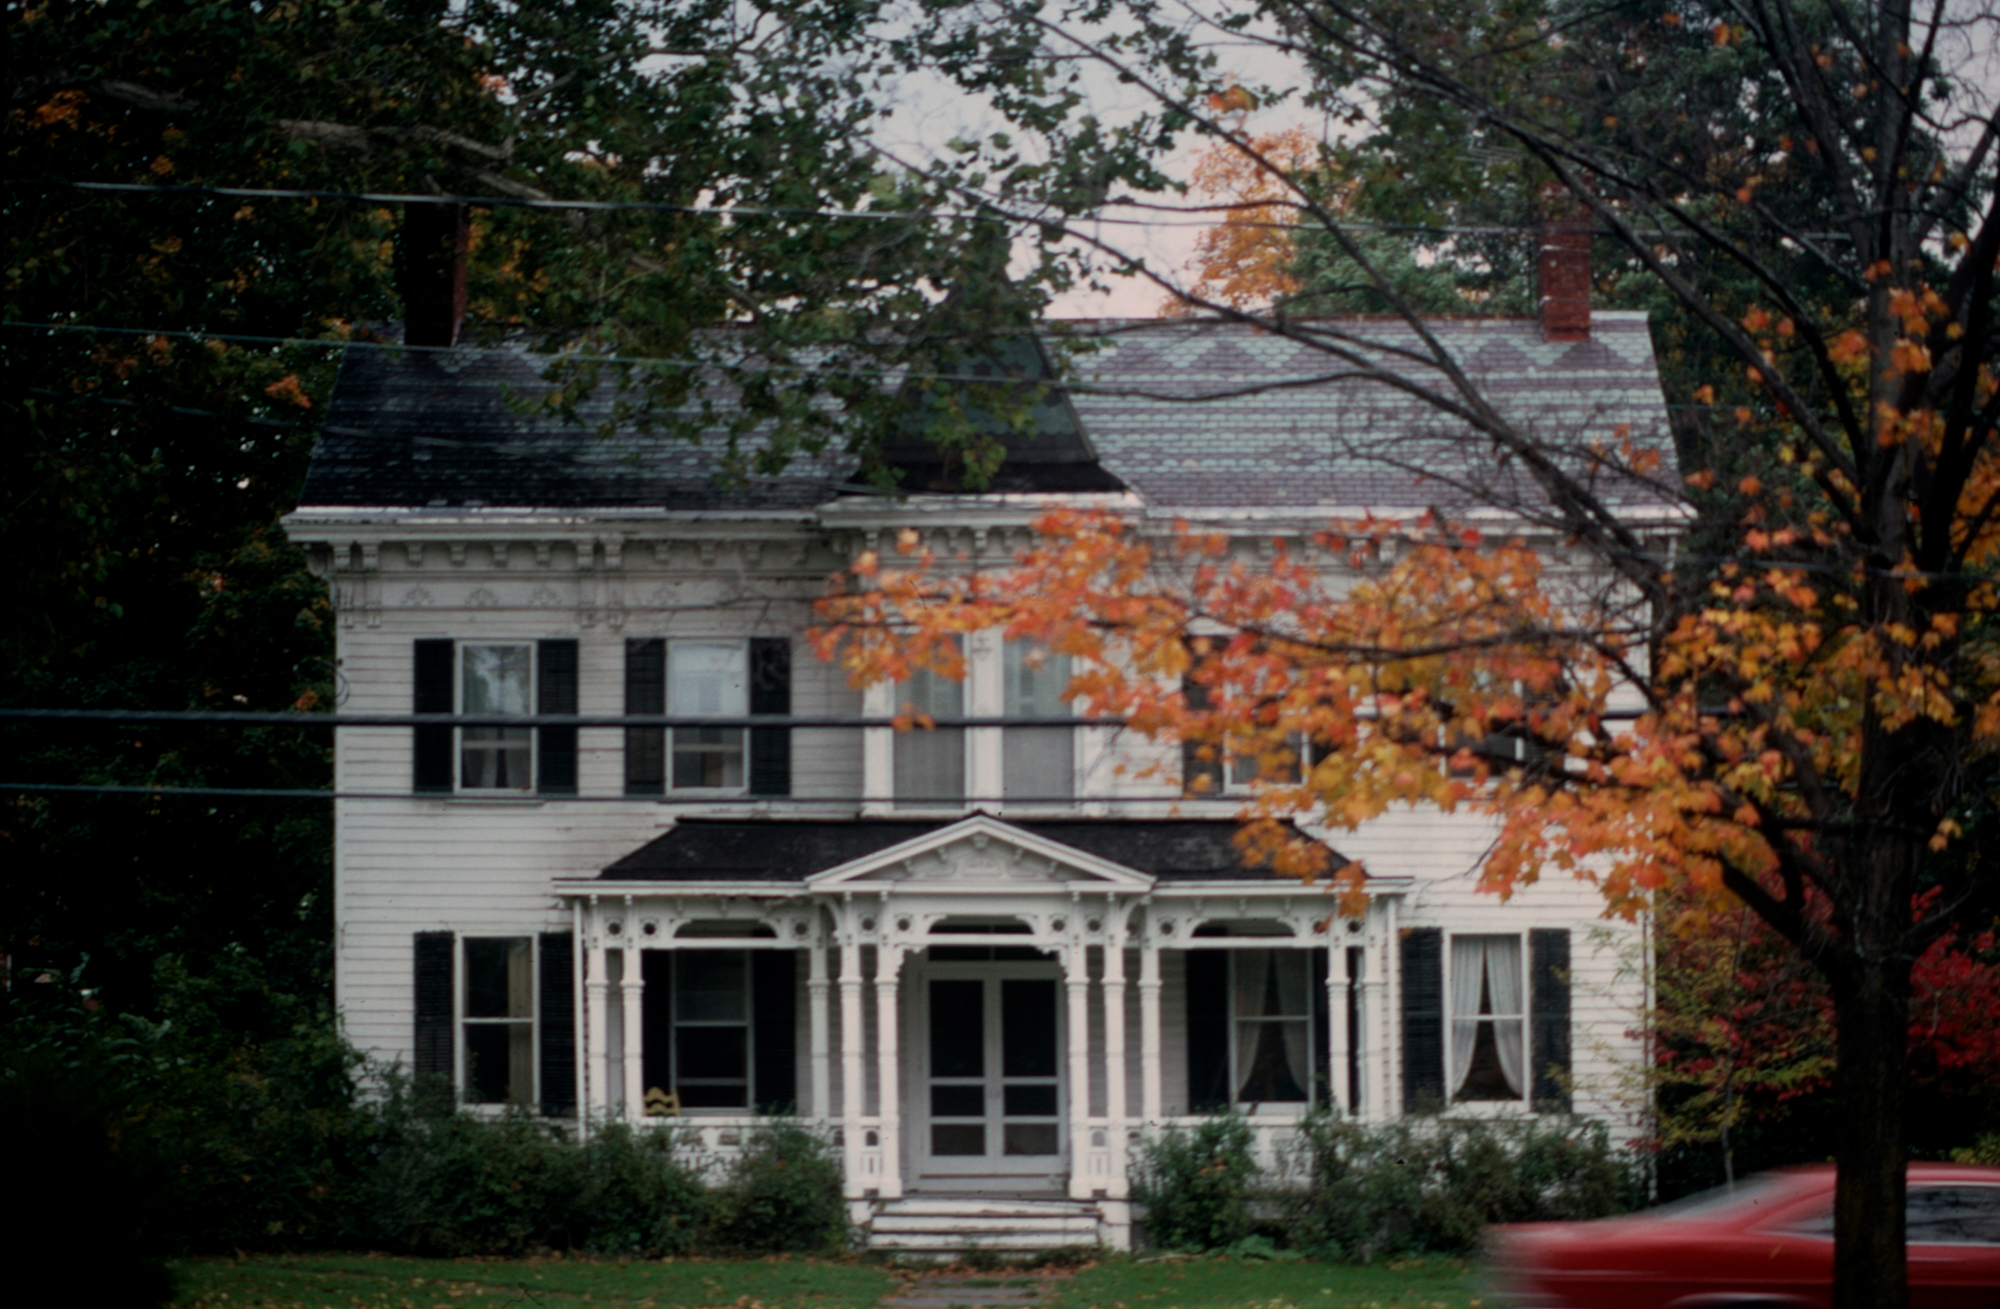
625 638 665 795
538 932 577 1116
413 931 455 1082
537 640 579 796
414 640 454 792
748 637 792 796
1181 671 1224 796
1530 928 1573 1113
752 950 799 1113
1311 948 1331 1107
641 951 674 1099
1401 927 1445 1112
1185 950 1231 1111
1344 946 1365 1112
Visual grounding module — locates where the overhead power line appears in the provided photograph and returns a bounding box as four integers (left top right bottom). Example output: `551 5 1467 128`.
0 709 1121 728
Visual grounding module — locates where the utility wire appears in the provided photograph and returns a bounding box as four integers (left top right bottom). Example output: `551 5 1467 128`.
0 709 1122 728
0 782 1141 804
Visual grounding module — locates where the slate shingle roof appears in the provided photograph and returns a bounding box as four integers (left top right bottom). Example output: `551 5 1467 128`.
597 816 1337 883
298 314 1674 512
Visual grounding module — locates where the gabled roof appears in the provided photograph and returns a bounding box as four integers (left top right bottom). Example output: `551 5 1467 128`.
297 316 1674 513
597 815 1338 884
804 814 1156 891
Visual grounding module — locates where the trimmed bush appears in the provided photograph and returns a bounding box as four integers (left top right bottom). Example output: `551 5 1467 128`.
1132 1112 1260 1251
1285 1111 1641 1260
704 1121 848 1254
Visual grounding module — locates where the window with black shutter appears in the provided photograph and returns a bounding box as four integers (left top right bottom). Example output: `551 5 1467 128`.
625 638 787 796
413 639 577 795
625 638 666 794
413 931 455 1079
538 932 577 1117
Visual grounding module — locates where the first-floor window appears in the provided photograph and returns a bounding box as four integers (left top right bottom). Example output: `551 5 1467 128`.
1233 949 1312 1103
462 936 535 1104
1450 935 1525 1101
672 950 751 1107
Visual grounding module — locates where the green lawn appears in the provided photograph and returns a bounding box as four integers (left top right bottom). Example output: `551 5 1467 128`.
1051 1255 1487 1309
168 1252 898 1309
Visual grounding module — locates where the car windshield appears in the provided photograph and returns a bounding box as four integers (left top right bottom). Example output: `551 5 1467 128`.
1647 1175 1802 1223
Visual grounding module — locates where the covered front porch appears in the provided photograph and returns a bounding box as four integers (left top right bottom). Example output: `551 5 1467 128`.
555 815 1405 1249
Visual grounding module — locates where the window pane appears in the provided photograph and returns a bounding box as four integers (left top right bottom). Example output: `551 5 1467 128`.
671 725 744 789
1004 727 1073 800
676 951 748 1022
676 1025 747 1079
465 938 532 1019
1004 642 1070 717
1909 1187 2000 1245
464 1022 533 1104
668 643 748 715
677 1082 749 1109
463 646 532 714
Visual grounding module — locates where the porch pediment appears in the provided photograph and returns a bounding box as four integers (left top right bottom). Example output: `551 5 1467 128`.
804 815 1155 893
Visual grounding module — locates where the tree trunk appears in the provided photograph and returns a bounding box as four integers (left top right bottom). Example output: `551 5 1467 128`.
1828 948 1911 1309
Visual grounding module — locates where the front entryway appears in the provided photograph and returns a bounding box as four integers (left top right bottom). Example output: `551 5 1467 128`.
912 955 1066 1191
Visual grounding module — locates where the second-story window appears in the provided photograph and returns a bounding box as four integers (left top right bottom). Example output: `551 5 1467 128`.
1003 641 1072 801
625 637 791 798
669 642 747 790
894 661 966 806
461 644 534 790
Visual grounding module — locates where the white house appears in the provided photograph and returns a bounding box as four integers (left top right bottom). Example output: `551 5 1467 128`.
283 225 1669 1253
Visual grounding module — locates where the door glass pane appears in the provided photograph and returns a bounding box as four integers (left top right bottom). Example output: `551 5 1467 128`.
931 1085 985 1117
931 1124 986 1156
1003 1123 1060 1156
1001 979 1058 1077
1003 1084 1058 1116
930 980 984 1078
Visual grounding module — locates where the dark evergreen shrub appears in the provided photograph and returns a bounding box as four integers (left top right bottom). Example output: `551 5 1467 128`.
1285 1111 1640 1260
1132 1112 1260 1251
574 1122 710 1256
703 1121 848 1254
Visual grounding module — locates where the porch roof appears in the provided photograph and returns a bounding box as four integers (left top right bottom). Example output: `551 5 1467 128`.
597 815 1340 884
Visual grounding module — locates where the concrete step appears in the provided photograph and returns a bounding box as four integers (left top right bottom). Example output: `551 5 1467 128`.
874 1215 1099 1235
870 1231 1090 1252
888 1197 1092 1217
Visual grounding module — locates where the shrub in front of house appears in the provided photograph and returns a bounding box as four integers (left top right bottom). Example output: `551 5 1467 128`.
575 1121 711 1256
1284 1111 1640 1260
1132 1112 1262 1251
702 1120 848 1255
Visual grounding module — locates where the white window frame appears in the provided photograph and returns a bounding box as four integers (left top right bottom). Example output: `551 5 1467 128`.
1223 732 1311 793
666 639 750 794
457 642 536 793
1228 948 1315 1108
1445 932 1530 1108
458 935 537 1107
891 640 970 809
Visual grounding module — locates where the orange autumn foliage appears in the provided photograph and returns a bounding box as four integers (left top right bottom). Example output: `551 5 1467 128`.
1169 126 1323 314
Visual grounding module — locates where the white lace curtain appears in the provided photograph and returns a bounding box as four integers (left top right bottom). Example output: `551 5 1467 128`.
1450 936 1524 1098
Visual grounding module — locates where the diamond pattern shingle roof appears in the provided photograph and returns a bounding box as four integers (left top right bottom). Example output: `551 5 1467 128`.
297 314 1675 513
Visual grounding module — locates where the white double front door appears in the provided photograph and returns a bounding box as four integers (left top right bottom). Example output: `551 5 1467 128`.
909 954 1067 1191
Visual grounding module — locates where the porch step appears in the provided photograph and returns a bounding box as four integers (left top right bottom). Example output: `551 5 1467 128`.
867 1196 1102 1255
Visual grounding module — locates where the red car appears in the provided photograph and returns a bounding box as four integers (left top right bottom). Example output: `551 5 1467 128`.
1486 1163 2000 1309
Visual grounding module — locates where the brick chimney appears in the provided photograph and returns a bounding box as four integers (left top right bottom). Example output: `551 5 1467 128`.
1536 205 1591 343
399 202 469 349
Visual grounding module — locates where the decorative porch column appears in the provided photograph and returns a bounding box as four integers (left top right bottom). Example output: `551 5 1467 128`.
1102 916 1130 1198
1138 934 1163 1124
1065 944 1092 1200
873 944 906 1200
585 940 611 1120
808 936 832 1125
1328 937 1350 1117
619 946 644 1121
839 921 865 1197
